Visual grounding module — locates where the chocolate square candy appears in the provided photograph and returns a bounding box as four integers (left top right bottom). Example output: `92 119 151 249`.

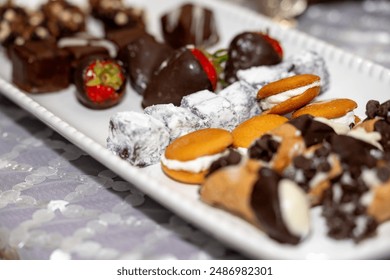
89 0 145 34
10 40 71 93
161 3 219 49
41 0 86 38
57 35 116 80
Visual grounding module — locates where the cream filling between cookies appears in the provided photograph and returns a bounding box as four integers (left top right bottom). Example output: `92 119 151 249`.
278 179 310 239
161 150 229 173
260 80 321 110
329 111 355 126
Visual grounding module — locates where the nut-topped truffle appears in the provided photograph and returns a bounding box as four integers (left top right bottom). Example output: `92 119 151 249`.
41 0 86 38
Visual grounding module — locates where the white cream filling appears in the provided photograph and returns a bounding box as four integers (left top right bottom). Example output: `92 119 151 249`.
260 80 321 110
161 150 229 173
236 147 248 157
329 111 356 126
278 179 310 239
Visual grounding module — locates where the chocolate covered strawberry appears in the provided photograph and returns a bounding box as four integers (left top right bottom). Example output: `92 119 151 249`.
142 46 219 108
126 33 173 95
75 56 126 109
224 31 283 85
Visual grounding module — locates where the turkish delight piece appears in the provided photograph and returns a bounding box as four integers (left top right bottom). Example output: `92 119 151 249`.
182 91 239 131
287 50 330 93
219 81 261 123
237 50 330 93
107 112 170 167
144 104 208 141
180 89 216 109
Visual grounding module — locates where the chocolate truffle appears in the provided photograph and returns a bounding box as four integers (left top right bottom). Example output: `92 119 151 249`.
0 1 29 47
161 3 219 49
10 39 71 93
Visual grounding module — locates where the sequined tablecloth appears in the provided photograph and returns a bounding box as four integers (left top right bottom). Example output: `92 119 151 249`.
1 0 390 260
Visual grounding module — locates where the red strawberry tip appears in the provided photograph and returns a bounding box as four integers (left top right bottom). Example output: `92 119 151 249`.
190 48 218 90
83 59 125 103
259 31 283 59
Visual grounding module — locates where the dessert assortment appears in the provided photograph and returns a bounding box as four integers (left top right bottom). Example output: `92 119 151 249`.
105 2 389 246
2 0 390 254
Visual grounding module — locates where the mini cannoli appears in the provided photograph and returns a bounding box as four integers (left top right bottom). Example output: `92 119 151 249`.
201 164 311 245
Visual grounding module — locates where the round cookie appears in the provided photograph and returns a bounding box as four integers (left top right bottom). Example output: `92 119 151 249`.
161 128 233 184
292 98 357 119
257 74 321 115
232 114 288 148
292 98 359 127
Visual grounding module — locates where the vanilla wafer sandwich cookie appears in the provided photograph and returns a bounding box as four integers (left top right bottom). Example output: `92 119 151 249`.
292 98 360 129
161 128 233 184
232 114 288 149
257 74 321 115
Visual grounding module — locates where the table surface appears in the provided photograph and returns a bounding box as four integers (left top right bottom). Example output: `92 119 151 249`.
1 0 390 260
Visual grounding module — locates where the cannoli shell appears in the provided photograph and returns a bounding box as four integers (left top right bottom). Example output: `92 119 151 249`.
200 163 259 224
270 124 305 173
368 182 390 223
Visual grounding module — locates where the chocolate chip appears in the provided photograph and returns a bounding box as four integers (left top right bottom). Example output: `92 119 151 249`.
378 100 390 118
365 100 380 119
314 145 330 157
249 135 280 162
207 149 242 176
318 161 331 172
119 148 129 159
293 155 311 170
289 115 335 147
377 166 390 182
374 120 390 152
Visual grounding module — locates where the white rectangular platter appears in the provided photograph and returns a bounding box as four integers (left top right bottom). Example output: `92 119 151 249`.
1 0 390 259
